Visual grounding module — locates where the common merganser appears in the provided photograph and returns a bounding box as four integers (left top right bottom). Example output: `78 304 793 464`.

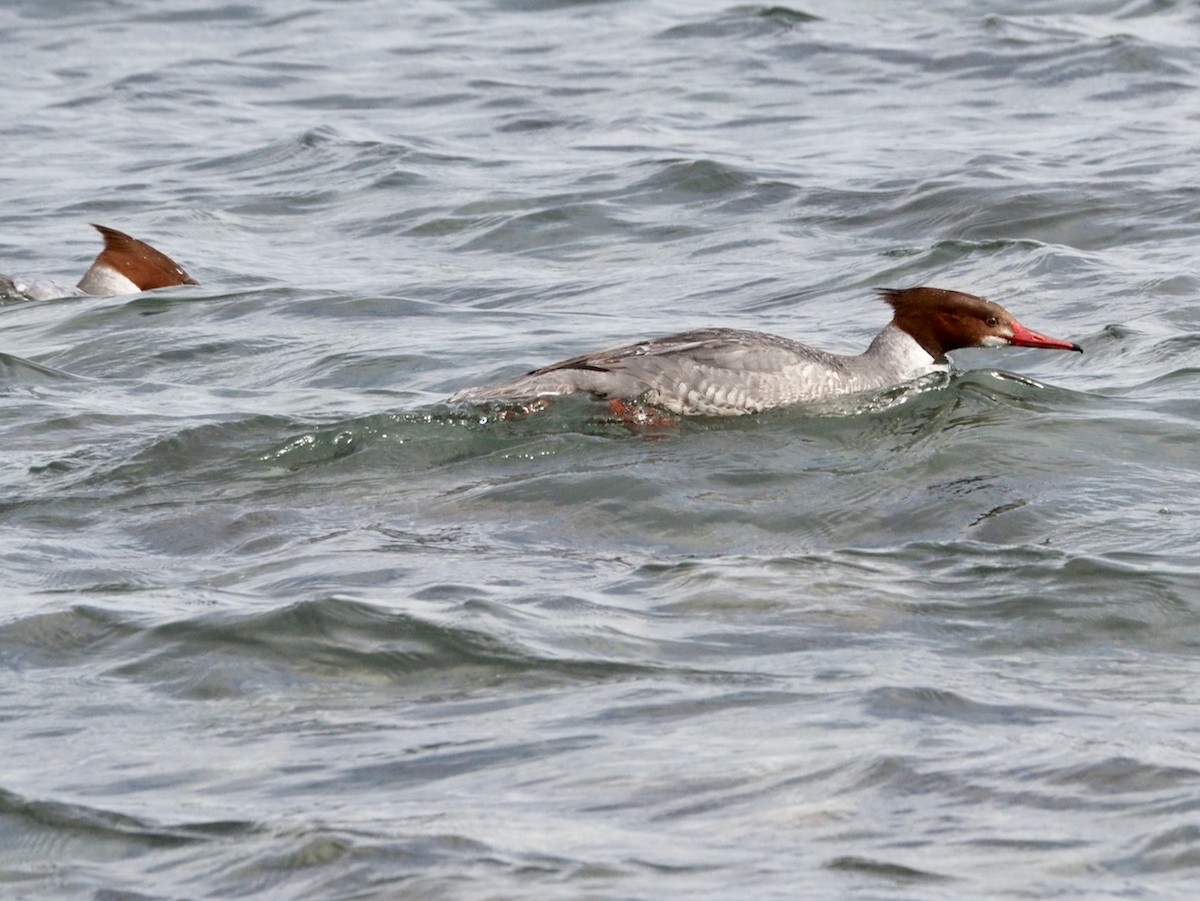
451 287 1083 416
0 224 197 302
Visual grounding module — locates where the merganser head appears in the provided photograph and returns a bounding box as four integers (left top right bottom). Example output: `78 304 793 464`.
76 224 198 296
878 286 1082 358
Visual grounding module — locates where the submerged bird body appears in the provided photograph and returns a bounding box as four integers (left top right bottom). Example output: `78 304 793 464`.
451 287 1082 416
1 224 196 302
454 324 937 416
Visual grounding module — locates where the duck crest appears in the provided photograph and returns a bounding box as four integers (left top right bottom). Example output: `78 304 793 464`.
77 224 198 295
876 286 1005 358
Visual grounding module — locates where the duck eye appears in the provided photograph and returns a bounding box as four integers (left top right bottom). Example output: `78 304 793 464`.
986 316 998 326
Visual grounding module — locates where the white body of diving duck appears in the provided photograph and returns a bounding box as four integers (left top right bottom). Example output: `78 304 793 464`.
1 224 196 301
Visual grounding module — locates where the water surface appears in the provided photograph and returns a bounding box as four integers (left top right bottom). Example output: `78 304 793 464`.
2 1 1200 898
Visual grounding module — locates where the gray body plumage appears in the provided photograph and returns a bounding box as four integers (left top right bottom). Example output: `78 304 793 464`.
450 323 940 416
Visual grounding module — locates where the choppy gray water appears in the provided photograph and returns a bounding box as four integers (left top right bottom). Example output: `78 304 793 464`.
3 1 1200 898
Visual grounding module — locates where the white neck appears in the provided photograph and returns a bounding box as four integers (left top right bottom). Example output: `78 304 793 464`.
77 263 141 296
862 323 939 380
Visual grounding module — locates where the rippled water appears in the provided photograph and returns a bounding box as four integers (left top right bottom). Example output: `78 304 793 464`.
3 1 1200 898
